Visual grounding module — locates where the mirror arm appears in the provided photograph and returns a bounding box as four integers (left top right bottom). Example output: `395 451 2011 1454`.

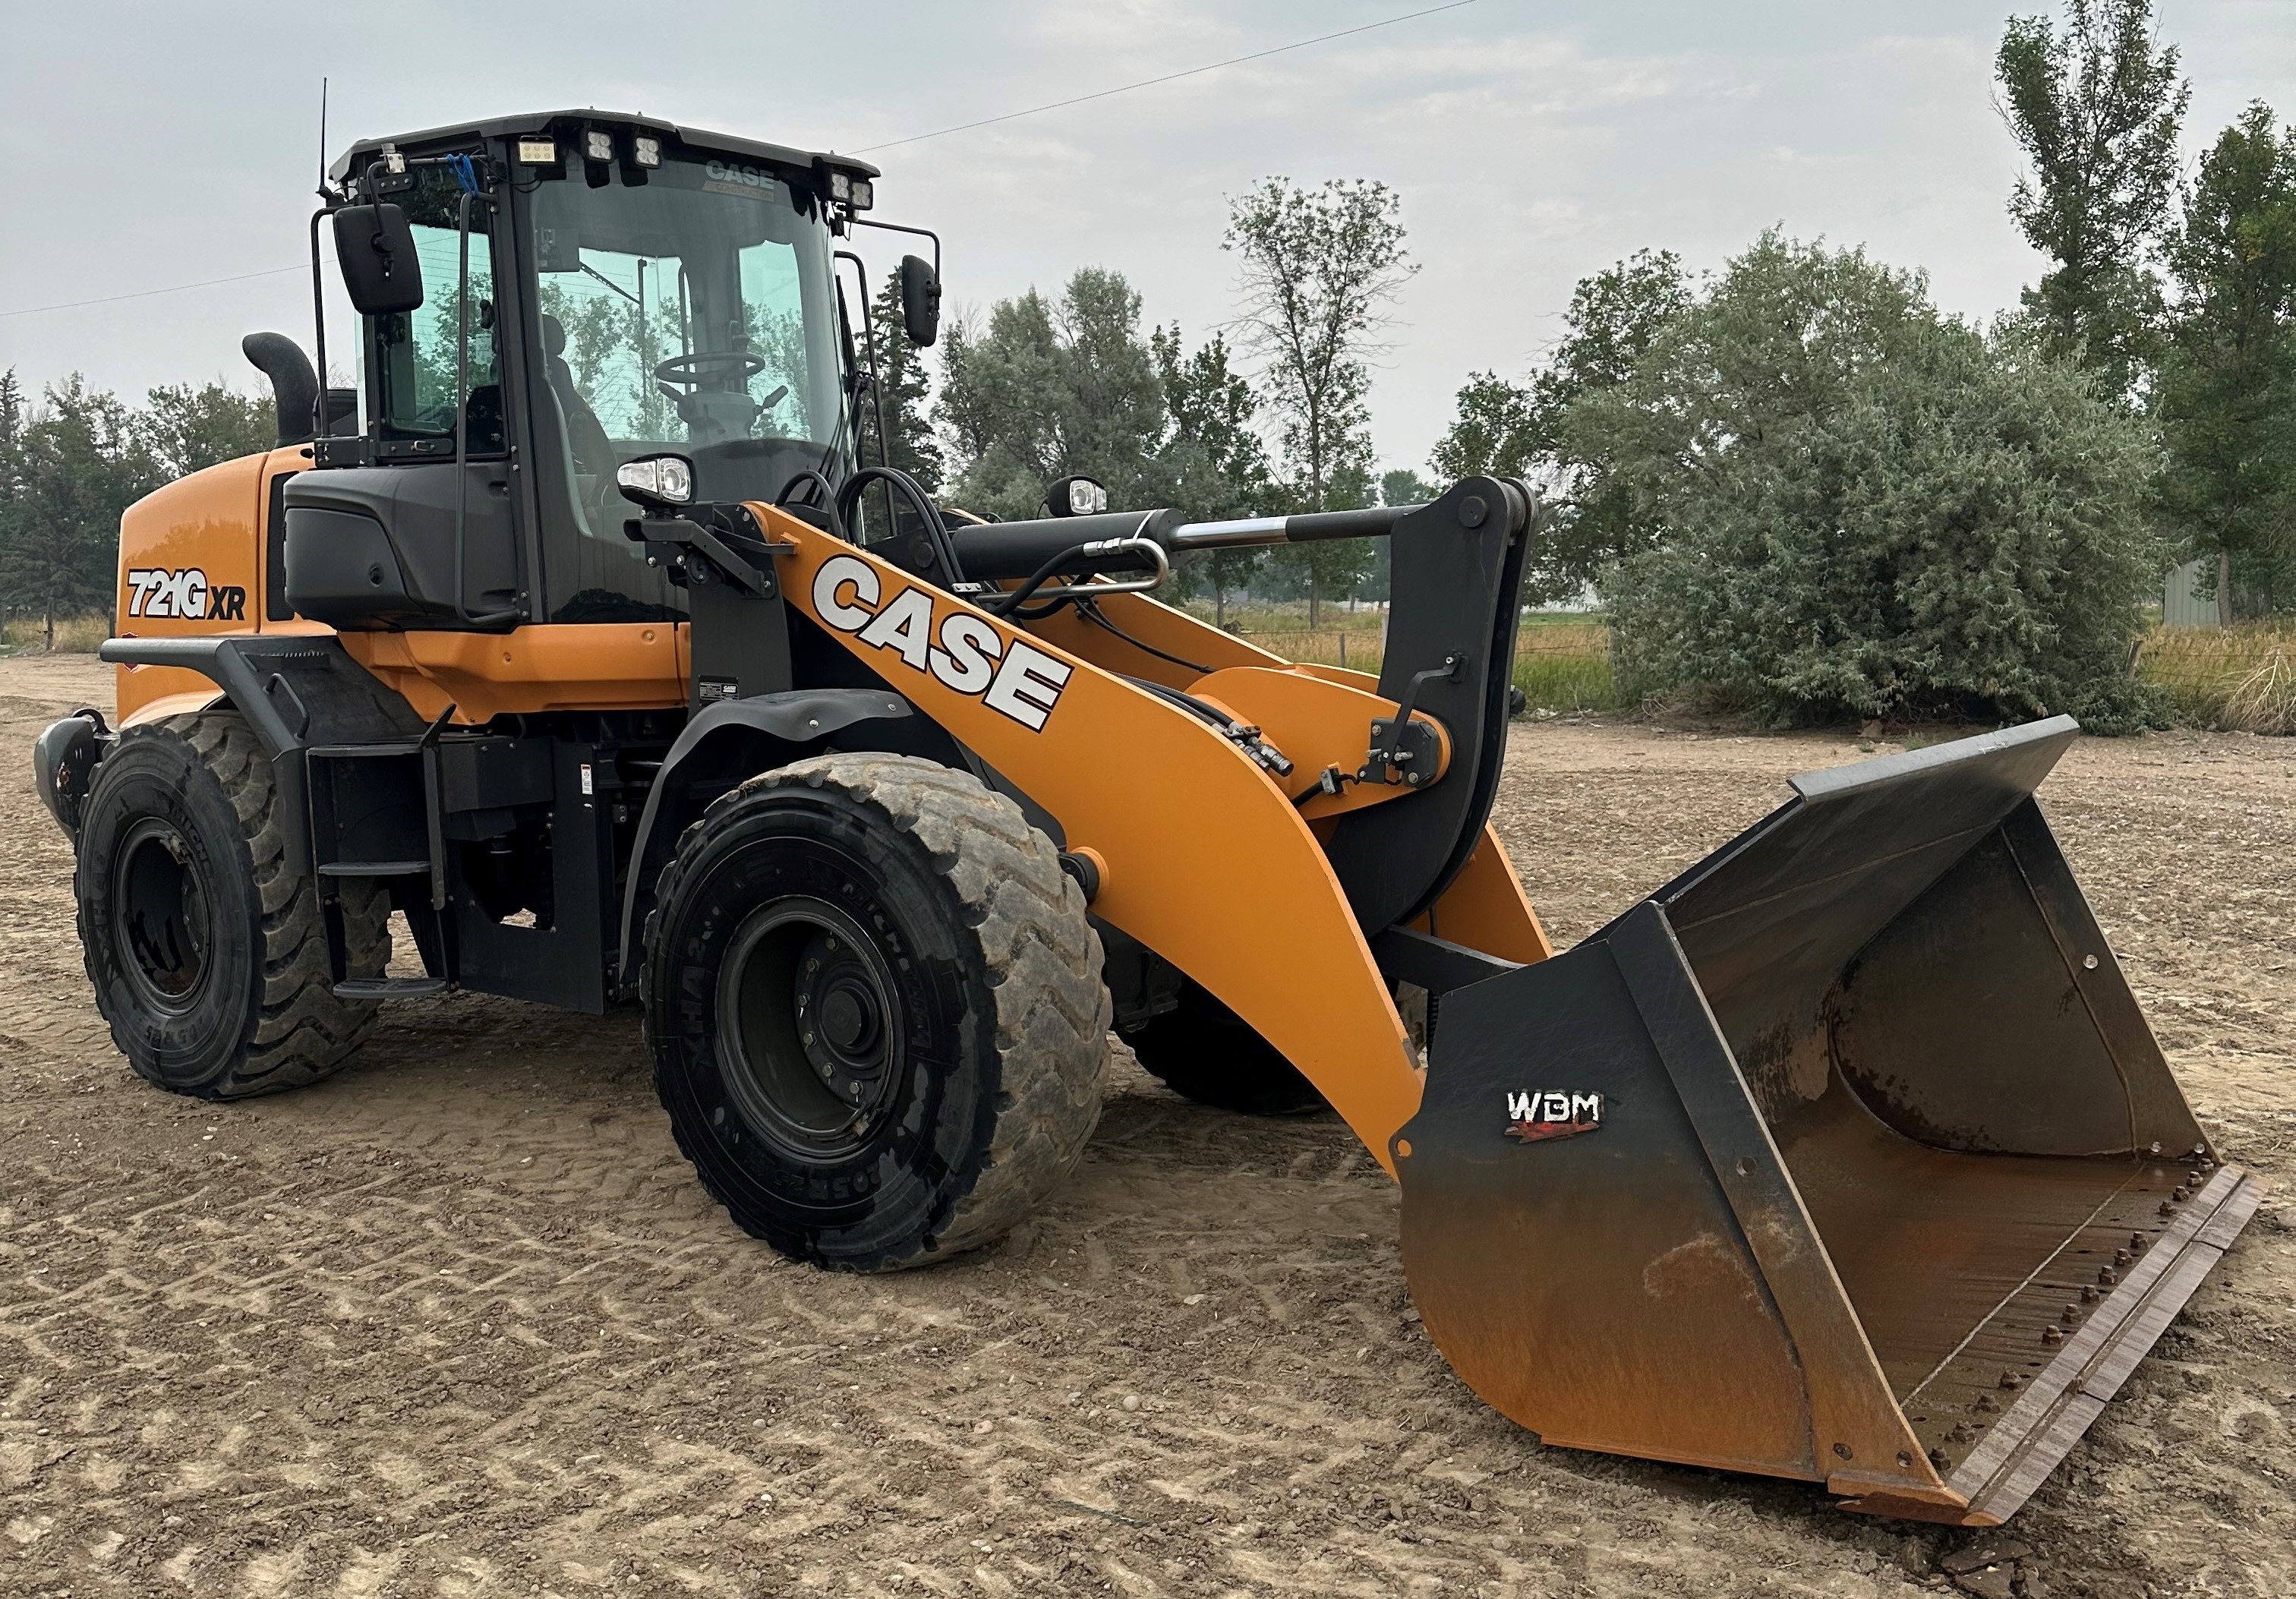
847 216 941 282
307 206 334 441
834 251 893 497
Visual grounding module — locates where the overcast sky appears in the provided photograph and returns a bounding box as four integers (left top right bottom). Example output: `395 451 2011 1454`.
5 1 2294 474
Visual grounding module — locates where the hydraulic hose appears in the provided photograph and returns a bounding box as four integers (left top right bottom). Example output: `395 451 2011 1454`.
834 465 967 585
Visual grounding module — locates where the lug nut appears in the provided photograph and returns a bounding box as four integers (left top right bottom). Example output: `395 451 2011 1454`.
2160 1202 2176 1216
2000 1371 2023 1390
2099 1266 2118 1285
1929 1447 1951 1470
2113 1248 2132 1267
2061 1304 2080 1324
2080 1285 2099 1304
2042 1326 2063 1345
2129 1233 2148 1255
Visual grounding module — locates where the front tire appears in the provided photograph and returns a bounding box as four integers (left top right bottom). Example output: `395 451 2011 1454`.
75 711 390 1098
644 754 1110 1270
1118 979 1331 1116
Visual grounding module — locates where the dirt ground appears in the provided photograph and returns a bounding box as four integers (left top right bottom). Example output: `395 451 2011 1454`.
0 652 2288 1599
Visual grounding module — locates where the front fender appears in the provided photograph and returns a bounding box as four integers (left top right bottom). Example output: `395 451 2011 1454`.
613 687 913 986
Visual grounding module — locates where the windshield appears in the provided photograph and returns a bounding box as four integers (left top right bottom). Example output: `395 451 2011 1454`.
530 154 850 514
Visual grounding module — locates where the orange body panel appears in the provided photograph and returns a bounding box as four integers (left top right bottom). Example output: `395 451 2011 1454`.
112 449 279 724
771 506 1427 1171
1026 591 1285 687
340 625 686 722
1186 664 1449 820
1412 829 1553 964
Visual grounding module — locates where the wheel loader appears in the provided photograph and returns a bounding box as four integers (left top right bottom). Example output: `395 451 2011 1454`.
32 109 2259 1526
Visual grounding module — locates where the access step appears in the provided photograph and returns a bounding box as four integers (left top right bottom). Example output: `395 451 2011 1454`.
317 860 431 878
306 743 424 759
332 976 449 1001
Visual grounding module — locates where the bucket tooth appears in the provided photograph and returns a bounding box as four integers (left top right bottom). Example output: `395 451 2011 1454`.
1395 716 2262 1522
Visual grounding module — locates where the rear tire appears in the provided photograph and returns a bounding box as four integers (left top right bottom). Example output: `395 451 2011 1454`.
644 753 1109 1270
1119 979 1331 1117
75 711 390 1098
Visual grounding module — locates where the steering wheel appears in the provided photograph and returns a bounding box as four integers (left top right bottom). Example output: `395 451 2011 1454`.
654 350 767 390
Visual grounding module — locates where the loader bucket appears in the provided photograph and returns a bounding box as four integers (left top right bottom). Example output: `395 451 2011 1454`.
1395 717 2261 1523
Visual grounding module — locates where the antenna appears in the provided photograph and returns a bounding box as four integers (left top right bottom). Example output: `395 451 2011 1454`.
316 77 329 198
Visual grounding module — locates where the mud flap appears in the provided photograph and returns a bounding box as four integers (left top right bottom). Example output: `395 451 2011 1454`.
1395 716 2263 1522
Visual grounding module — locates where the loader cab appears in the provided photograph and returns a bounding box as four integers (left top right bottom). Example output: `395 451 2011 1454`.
293 113 869 630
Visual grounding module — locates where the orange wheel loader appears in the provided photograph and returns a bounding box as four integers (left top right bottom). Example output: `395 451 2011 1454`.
31 110 2258 1525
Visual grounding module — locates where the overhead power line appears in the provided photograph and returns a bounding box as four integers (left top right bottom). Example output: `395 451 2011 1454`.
0 0 1485 320
0 262 323 320
850 0 1484 153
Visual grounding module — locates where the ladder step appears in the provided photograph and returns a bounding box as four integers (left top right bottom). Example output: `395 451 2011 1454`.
307 743 423 759
332 976 448 1001
317 860 431 878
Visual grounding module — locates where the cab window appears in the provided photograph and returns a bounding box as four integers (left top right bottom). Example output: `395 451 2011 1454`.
373 169 503 455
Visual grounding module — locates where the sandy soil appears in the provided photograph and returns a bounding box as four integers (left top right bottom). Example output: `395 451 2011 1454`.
0 655 2288 1598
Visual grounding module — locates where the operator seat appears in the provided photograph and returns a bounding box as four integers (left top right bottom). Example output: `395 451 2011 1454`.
541 314 618 479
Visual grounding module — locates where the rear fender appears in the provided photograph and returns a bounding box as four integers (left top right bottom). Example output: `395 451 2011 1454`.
96 633 426 874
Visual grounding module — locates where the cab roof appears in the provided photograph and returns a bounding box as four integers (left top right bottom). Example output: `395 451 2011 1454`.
326 109 879 185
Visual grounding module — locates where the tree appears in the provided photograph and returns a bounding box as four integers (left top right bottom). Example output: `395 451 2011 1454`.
135 381 273 481
1 377 151 649
1431 249 1690 602
935 268 1169 521
863 272 943 491
0 370 22 575
2154 102 2296 614
1428 372 1542 483
1225 177 1414 626
1380 468 1433 508
1997 0 2190 401
1592 235 2163 728
1153 326 1273 625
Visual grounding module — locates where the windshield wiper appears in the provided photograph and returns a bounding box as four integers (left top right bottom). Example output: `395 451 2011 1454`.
579 262 640 306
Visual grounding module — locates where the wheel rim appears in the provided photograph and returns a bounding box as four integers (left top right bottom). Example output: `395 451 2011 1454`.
715 896 904 1161
112 818 212 1015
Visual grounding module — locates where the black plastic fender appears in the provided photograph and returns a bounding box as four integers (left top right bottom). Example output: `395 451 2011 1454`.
95 634 425 872
32 709 112 838
613 687 913 986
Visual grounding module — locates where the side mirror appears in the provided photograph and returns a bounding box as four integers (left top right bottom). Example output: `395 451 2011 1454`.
332 204 425 315
899 254 941 348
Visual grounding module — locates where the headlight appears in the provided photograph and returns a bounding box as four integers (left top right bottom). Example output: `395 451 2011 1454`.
516 137 557 166
632 134 662 169
584 129 616 164
1046 475 1111 517
617 453 695 509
